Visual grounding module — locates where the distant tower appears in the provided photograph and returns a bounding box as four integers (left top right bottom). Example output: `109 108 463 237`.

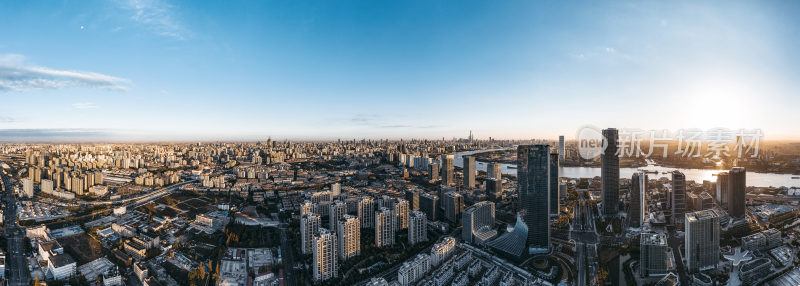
558 135 565 161
463 156 476 189
469 130 474 142
517 144 551 253
601 128 620 217
729 167 746 218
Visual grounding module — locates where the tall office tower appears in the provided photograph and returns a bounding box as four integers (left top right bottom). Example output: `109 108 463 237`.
301 213 321 254
463 156 476 189
405 190 420 211
558 135 565 161
21 178 34 198
601 128 620 217
462 201 496 244
487 162 502 180
329 200 347 229
41 179 54 194
358 197 375 229
729 167 746 218
549 152 560 216
671 171 686 225
312 228 338 282
639 232 669 276
392 199 409 230
630 172 648 228
429 163 440 182
486 178 502 201
337 215 360 260
301 200 313 217
442 192 464 224
330 183 341 197
419 194 438 221
440 155 454 186
716 172 729 208
685 209 720 273
375 207 396 247
409 211 428 245
517 144 551 253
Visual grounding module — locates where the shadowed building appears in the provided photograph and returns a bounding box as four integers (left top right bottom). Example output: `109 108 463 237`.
517 144 550 254
602 128 619 217
729 167 746 218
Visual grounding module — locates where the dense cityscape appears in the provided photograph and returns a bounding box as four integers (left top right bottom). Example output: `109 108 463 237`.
2 1 800 285
0 135 797 286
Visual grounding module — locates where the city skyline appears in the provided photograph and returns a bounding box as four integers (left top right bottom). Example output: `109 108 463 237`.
1 1 800 141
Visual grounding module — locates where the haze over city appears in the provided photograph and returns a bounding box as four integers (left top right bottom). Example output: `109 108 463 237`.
1 0 800 141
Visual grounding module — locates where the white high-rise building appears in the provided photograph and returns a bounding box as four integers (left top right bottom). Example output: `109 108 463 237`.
21 178 34 197
329 200 347 229
358 197 375 229
685 209 720 273
312 228 338 282
375 207 395 247
330 183 341 197
462 201 496 244
337 215 360 260
430 236 456 267
41 179 54 194
409 211 428 245
393 199 409 230
397 253 431 286
301 213 321 255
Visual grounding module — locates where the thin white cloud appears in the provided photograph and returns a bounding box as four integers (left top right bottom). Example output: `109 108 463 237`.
0 54 130 92
72 102 99 109
0 116 14 123
121 0 188 40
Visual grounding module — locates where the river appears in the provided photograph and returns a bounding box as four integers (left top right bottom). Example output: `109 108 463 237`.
453 149 800 188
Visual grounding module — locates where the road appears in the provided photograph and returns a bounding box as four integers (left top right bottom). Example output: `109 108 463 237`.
279 223 297 286
570 191 599 286
666 228 689 286
1 169 31 286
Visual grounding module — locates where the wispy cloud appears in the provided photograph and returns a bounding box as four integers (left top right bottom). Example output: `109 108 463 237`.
0 54 130 92
72 102 99 109
0 116 14 123
121 0 188 40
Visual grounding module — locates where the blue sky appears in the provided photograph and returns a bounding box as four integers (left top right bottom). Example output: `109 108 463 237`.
0 0 798 141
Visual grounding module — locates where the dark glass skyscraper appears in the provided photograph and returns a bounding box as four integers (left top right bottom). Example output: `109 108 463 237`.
463 155 476 189
602 128 620 217
729 167 746 218
631 172 647 228
517 144 550 254
671 171 686 225
549 152 559 216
